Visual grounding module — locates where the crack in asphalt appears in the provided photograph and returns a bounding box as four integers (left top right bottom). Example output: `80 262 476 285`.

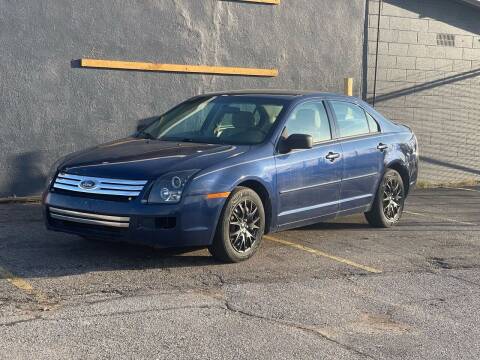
442 273 480 289
1 281 376 359
222 300 378 360
0 303 225 327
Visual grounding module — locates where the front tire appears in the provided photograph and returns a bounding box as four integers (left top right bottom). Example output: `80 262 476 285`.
365 169 405 228
209 187 265 263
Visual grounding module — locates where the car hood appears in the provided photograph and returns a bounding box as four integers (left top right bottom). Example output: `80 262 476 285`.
58 137 249 180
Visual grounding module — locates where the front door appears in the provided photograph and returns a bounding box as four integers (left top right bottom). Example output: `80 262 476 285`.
275 100 343 227
328 101 385 212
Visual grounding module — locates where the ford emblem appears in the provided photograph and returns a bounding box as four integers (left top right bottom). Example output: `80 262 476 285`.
79 179 97 190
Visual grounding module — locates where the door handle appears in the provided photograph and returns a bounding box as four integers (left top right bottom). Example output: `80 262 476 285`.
326 152 341 162
377 143 388 151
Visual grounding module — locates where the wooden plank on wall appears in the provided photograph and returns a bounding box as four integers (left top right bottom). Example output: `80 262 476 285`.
80 59 279 77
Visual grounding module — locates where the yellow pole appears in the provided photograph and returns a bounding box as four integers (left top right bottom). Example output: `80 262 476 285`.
344 78 353 96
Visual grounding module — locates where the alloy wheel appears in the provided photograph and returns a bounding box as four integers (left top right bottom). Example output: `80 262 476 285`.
382 175 403 222
229 199 261 253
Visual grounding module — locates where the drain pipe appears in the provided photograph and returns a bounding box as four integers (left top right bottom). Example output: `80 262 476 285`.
372 0 383 108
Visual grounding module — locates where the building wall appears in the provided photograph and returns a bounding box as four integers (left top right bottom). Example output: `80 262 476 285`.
367 0 480 184
0 0 366 198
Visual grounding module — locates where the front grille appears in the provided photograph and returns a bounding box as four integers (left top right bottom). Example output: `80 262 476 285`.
53 173 147 198
49 207 130 228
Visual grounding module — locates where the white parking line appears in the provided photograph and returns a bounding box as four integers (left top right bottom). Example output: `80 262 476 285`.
404 211 477 226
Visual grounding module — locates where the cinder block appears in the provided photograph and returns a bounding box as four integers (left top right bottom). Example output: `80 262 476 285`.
409 19 429 32
368 41 389 55
377 54 397 68
367 68 388 81
369 1 380 15
430 108 452 124
449 84 469 97
405 94 424 107
389 17 413 31
407 69 426 82
398 31 418 44
368 15 390 29
449 96 476 109
425 46 446 59
379 29 399 43
452 60 472 72
455 35 473 49
387 68 407 81
381 96 407 108
408 44 427 57
468 109 480 122
395 107 414 122
389 43 409 56
474 36 480 49
418 33 437 46
435 59 453 71
396 56 416 70
425 71 445 82
413 95 449 109
463 48 480 61
382 3 419 19
371 80 397 94
428 20 471 36
431 84 453 98
444 47 464 60
466 133 480 146
416 58 435 70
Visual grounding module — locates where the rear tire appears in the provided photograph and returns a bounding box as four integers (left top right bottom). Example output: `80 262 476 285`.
209 187 265 263
365 169 405 228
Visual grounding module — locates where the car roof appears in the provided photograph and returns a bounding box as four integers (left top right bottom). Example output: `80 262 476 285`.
199 89 356 101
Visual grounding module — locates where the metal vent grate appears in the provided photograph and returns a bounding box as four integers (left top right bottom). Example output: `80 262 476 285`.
437 34 455 47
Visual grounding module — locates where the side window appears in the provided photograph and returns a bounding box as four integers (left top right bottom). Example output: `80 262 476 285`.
284 101 332 143
366 112 381 133
330 101 370 138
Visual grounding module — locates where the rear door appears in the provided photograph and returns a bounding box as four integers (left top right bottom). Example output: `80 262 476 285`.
275 100 343 227
327 101 385 212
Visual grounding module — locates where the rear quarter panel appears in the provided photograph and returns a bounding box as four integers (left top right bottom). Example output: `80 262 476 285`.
383 131 419 191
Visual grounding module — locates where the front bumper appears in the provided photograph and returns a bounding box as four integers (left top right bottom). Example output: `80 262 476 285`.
43 191 225 248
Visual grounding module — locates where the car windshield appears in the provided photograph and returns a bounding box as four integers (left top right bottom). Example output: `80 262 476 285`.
138 96 287 145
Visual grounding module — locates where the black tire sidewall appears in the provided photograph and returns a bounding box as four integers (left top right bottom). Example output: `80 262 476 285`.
377 169 405 226
217 187 265 262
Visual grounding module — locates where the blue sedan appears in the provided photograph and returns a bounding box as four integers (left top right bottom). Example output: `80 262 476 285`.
43 91 419 262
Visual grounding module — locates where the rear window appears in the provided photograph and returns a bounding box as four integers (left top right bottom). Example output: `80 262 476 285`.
330 101 370 138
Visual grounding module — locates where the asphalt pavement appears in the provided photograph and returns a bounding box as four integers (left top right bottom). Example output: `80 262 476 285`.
1 186 479 359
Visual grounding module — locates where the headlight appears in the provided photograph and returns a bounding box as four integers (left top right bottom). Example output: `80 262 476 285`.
147 170 199 204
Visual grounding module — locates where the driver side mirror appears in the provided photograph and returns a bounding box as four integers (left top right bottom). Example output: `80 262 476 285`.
280 134 313 153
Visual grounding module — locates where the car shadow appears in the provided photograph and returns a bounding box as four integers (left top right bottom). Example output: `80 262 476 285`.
0 203 223 279
296 222 372 231
1 235 220 279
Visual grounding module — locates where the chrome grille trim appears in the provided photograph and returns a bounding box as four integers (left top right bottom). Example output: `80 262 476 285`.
49 207 130 228
53 173 147 197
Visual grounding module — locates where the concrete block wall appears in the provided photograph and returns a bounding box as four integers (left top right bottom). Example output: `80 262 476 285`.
0 0 367 197
367 0 480 184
